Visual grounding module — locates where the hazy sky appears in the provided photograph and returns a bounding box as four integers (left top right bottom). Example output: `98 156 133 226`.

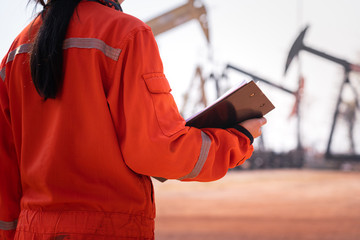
1 0 360 154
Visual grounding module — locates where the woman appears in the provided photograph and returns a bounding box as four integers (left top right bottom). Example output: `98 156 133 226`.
0 0 266 239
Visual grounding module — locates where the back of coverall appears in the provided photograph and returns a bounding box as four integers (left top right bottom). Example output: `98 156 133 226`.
0 1 254 239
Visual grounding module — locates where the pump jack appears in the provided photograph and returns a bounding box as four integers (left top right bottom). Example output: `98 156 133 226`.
285 26 360 161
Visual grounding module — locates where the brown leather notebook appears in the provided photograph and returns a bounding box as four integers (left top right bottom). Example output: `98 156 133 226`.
186 81 275 128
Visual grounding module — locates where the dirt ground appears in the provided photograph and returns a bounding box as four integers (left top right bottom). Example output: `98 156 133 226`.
153 169 360 240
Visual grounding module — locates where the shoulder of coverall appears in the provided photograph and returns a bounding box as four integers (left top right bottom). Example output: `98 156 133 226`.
74 1 153 49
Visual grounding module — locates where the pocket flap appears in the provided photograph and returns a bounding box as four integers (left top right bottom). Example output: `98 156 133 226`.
142 73 171 93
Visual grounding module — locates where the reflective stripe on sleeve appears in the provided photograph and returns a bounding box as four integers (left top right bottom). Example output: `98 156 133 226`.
178 131 211 180
63 38 122 61
1 43 32 81
0 67 5 81
0 220 18 230
6 44 32 64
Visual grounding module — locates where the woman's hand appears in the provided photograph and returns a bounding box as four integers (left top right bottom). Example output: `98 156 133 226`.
239 117 267 139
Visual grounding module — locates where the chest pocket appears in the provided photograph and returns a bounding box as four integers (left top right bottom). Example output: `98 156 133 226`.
143 73 185 137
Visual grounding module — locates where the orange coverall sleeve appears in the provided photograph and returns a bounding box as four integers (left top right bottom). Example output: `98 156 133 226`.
109 26 254 182
0 59 21 239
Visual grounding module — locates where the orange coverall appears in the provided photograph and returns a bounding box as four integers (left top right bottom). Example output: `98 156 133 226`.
0 1 253 239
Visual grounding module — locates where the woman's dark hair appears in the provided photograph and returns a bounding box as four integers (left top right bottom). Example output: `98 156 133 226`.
30 0 81 99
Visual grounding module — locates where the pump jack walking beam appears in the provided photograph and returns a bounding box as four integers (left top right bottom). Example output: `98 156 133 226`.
146 0 210 43
226 64 296 95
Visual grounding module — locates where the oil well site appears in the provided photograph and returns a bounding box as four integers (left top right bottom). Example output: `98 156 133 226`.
139 0 360 239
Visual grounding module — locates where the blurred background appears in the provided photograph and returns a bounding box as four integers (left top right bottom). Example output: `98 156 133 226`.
1 1 360 239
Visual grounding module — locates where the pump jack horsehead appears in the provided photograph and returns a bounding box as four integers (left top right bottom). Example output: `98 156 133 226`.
284 26 360 161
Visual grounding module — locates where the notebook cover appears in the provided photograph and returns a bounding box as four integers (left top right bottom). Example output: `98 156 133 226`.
186 81 275 128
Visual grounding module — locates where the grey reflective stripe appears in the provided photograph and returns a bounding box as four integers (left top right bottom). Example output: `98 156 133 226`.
0 220 18 230
1 43 32 81
1 38 121 82
178 131 211 180
6 43 32 64
0 67 5 81
63 38 121 61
